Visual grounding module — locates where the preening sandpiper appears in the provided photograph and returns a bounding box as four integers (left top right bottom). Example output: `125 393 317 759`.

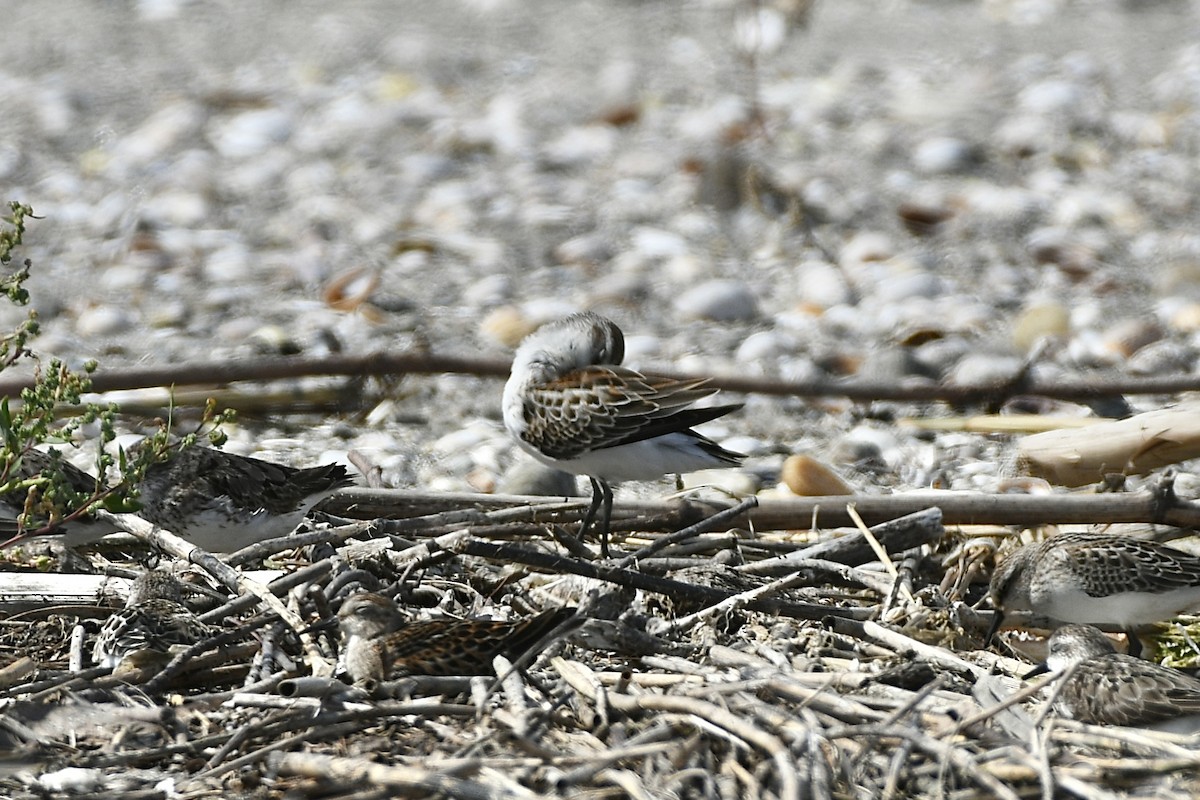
989 531 1200 656
502 312 744 556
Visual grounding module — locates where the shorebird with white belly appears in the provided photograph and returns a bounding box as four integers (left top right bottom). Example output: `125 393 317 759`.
502 312 744 556
989 531 1200 657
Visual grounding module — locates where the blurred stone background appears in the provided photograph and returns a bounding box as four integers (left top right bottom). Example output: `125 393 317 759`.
3 0 1199 495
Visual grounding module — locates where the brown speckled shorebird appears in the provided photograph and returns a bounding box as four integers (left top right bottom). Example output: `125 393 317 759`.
135 446 354 552
334 592 577 688
502 311 743 555
92 569 214 670
0 448 119 546
1024 624 1200 733
989 531 1200 657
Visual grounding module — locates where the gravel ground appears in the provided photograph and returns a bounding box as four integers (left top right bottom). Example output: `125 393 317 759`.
4 0 1200 498
8 4 1200 797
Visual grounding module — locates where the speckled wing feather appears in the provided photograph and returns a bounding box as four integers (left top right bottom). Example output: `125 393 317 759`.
92 598 215 668
377 608 577 676
1061 654 1200 725
521 366 739 460
141 448 354 516
1060 533 1200 597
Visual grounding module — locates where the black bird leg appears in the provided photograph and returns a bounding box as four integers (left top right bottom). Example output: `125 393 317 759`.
580 477 614 557
1125 628 1143 658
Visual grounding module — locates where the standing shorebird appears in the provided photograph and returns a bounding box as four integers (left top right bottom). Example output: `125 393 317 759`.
989 531 1200 656
502 312 744 556
334 592 577 688
1024 624 1200 732
135 446 355 553
92 569 214 671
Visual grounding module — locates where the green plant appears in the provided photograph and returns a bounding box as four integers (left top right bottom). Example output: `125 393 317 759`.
0 202 230 543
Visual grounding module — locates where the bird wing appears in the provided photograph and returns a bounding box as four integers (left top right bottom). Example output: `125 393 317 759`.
145 448 352 515
521 366 738 459
1066 535 1200 596
380 609 577 676
1067 656 1200 725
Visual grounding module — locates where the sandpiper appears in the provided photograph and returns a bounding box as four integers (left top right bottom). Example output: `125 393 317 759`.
989 531 1200 656
1024 624 1200 732
502 312 744 555
0 448 119 547
135 446 355 553
334 592 577 688
92 569 214 670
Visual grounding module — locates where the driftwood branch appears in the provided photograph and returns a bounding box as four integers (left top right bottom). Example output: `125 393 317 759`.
326 486 1200 530
273 751 502 799
457 539 871 622
1 349 1197 403
1018 401 1200 487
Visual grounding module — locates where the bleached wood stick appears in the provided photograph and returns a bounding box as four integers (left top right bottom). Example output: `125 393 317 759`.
1019 401 1200 487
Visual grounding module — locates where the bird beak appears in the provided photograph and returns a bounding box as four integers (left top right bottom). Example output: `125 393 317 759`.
301 615 338 635
1023 662 1050 680
984 610 1004 645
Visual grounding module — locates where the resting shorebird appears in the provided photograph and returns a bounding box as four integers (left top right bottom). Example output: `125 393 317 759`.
502 312 743 555
135 446 354 553
1024 624 1200 732
334 592 577 688
989 531 1200 657
92 569 213 671
0 448 119 547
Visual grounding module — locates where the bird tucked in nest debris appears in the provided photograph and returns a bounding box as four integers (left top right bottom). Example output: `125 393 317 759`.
1024 624 1200 733
332 592 578 689
988 531 1200 657
134 445 355 553
92 569 214 673
0 448 120 547
502 311 743 556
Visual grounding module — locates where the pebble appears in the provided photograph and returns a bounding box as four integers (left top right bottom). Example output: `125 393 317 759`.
1127 340 1195 376
795 260 853 309
781 455 853 496
75 305 135 337
829 427 899 471
1169 302 1200 333
1100 319 1164 360
912 136 979 175
37 768 104 793
497 461 580 497
207 107 295 159
1012 302 1071 351
839 232 895 273
947 353 1025 386
680 468 760 496
106 101 206 175
735 330 790 363
675 279 759 321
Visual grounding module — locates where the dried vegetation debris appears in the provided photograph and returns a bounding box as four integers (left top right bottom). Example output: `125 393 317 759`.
1 507 1199 799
